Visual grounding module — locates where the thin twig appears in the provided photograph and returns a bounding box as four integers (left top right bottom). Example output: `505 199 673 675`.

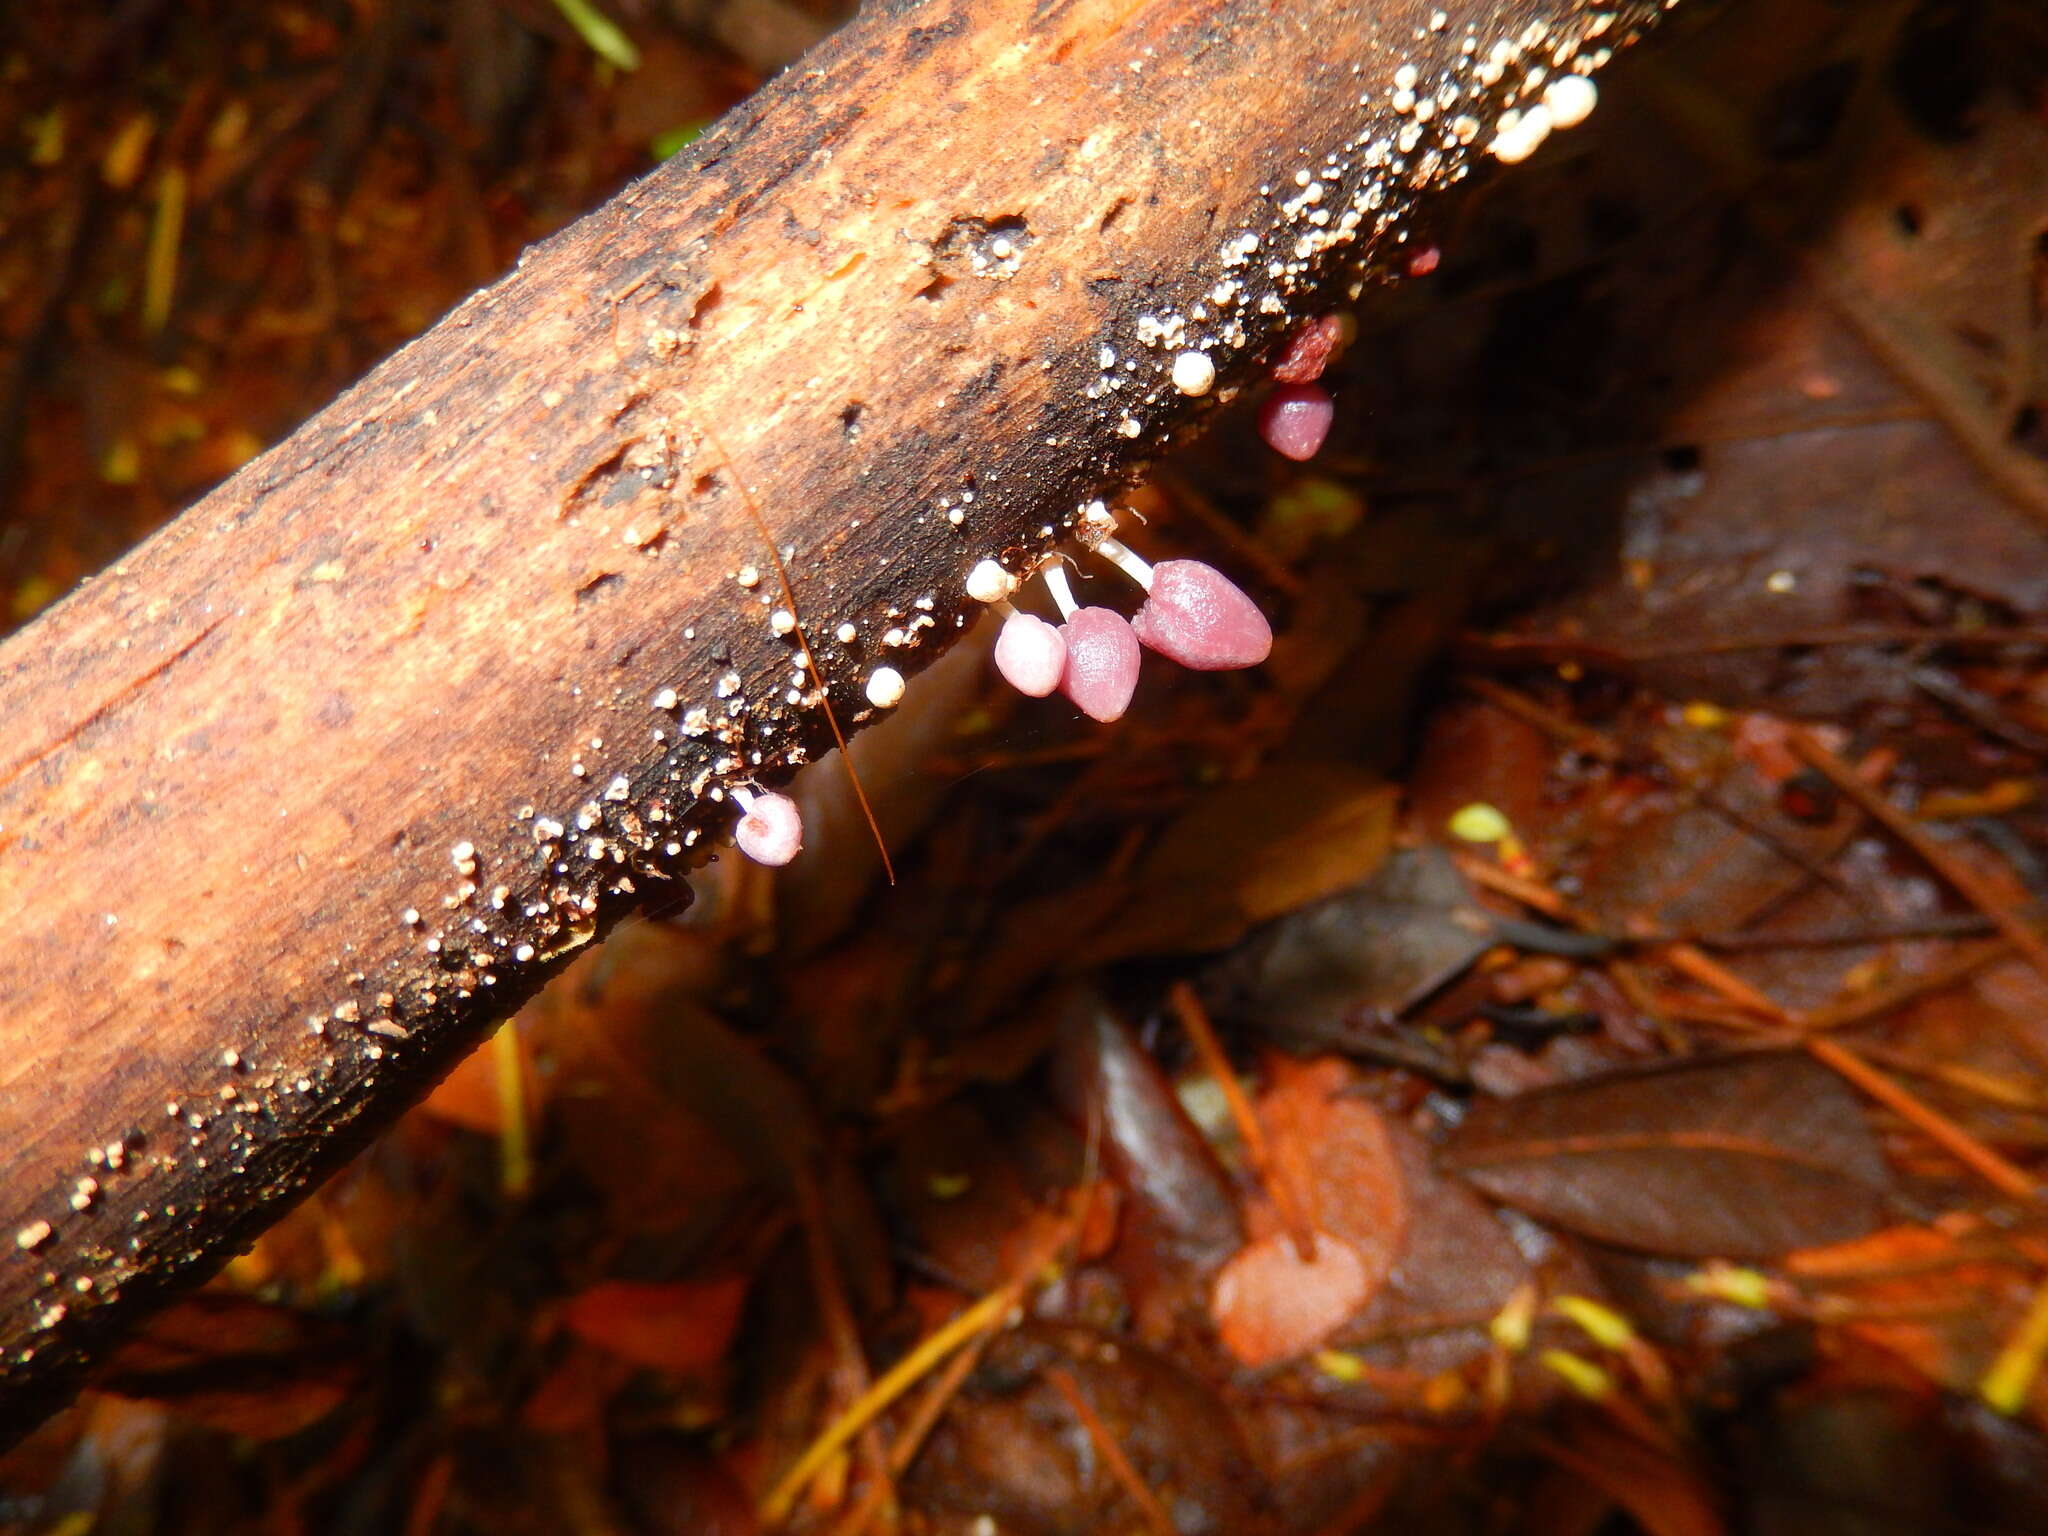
1460 675 1622 762
762 1189 1084 1527
760 1274 1021 1526
1649 932 2040 1202
831 1332 989 1536
1805 1035 2039 1202
1800 938 2014 1032
1044 1366 1178 1536
1790 730 2048 996
1453 851 1579 921
793 1160 896 1522
1980 1269 2048 1415
489 1025 532 1199
1856 1041 2046 1114
1168 981 1318 1260
1658 942 1783 1020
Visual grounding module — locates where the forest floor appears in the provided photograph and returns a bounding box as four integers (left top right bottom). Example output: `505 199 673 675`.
4 1 2048 1532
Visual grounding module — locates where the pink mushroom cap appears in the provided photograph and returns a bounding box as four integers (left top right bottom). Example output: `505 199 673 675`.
1258 383 1334 462
1058 607 1142 722
1130 559 1273 670
734 791 803 866
993 609 1067 697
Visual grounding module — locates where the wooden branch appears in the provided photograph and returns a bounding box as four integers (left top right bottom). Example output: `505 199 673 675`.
0 0 1674 1441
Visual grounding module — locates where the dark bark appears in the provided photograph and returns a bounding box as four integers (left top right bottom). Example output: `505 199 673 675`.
0 0 1675 1443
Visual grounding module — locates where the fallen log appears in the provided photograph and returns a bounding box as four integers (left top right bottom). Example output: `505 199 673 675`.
0 0 1675 1443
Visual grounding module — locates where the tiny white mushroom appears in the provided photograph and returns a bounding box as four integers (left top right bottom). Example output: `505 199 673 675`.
1542 74 1598 129
1489 104 1554 164
731 787 803 866
1171 350 1217 397
865 666 906 708
966 559 1017 604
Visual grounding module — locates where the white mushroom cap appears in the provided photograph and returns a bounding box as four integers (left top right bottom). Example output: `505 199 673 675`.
733 790 803 866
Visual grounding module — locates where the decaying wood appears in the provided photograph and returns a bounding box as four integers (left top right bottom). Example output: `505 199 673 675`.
0 0 1675 1441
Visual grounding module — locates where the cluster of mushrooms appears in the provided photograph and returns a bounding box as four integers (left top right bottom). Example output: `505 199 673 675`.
733 312 1346 867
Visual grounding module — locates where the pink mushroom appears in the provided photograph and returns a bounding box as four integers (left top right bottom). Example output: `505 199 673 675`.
732 788 803 866
1258 383 1334 462
994 609 1067 697
967 559 1070 699
1095 538 1271 670
1128 560 1272 669
1059 609 1143 722
1044 563 1141 722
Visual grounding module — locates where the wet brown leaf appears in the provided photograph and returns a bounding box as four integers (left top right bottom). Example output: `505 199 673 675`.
560 1276 750 1375
1048 987 1245 1278
1350 1108 1554 1377
1077 763 1397 963
909 1323 1271 1536
96 1295 359 1440
1534 1418 1726 1536
611 1432 760 1536
1206 844 1493 1052
1442 1051 1890 1257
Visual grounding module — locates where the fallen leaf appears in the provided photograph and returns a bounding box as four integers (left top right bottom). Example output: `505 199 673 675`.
1212 1057 1409 1367
560 1276 749 1374
97 1294 359 1440
1261 1056 1410 1267
1078 764 1397 962
1213 1228 1371 1368
1441 1051 1889 1258
1048 986 1244 1276
1206 845 1493 1051
910 1323 1269 1535
611 1432 761 1536
1534 1419 1726 1536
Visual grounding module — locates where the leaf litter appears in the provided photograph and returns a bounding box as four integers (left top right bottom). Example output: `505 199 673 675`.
8 0 2048 1532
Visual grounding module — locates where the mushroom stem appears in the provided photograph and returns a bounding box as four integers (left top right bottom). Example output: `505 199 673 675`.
1095 537 1154 589
1041 561 1081 620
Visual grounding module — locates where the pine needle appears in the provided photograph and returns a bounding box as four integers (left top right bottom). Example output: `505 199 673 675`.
548 0 640 71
